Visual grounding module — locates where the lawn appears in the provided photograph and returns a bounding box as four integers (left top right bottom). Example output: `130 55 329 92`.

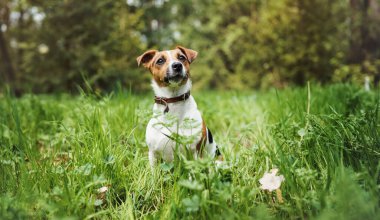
0 84 379 219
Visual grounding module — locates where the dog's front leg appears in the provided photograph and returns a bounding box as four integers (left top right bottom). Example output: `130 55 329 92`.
149 150 158 168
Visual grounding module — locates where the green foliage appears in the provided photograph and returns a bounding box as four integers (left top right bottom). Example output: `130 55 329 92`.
1 0 380 93
34 1 146 92
316 168 379 220
3 0 147 93
0 84 379 219
175 0 352 89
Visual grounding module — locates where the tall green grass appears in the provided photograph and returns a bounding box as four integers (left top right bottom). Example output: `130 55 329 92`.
0 84 379 219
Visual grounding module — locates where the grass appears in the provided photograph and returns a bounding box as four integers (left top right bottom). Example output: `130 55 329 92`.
0 84 379 219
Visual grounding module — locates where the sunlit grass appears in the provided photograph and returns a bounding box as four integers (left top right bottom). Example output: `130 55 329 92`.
0 84 379 219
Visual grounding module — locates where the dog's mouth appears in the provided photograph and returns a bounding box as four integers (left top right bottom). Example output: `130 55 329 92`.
164 73 186 84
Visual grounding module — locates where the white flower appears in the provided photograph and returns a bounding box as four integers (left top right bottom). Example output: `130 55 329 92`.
97 186 109 193
259 168 285 192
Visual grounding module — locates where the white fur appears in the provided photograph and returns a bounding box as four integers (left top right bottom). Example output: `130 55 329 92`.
166 51 174 62
146 79 217 167
151 78 192 98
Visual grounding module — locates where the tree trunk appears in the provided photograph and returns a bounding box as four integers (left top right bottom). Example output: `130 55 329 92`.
360 0 370 60
0 22 15 84
348 0 364 64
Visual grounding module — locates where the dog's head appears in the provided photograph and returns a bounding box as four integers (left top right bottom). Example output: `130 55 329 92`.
136 46 198 87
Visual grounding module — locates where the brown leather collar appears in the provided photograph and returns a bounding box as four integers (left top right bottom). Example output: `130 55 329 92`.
154 91 191 113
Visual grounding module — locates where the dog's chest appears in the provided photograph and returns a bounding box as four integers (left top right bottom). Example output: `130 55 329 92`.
146 96 203 153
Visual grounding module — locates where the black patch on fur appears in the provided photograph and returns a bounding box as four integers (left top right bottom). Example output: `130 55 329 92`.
215 146 221 156
207 128 214 144
207 128 221 157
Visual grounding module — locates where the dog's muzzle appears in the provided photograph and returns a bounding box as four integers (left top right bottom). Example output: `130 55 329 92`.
164 62 186 83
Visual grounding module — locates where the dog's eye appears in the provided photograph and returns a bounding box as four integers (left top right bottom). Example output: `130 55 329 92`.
156 58 165 65
178 55 186 61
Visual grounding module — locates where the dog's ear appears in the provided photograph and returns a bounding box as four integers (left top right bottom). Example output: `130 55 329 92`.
176 46 198 63
136 50 158 68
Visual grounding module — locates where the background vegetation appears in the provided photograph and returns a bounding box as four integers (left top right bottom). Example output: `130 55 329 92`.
0 84 379 219
1 0 380 93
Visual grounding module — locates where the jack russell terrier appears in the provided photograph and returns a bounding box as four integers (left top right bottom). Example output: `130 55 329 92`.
137 46 221 167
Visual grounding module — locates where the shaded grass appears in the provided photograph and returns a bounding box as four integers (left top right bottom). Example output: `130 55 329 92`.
0 84 379 219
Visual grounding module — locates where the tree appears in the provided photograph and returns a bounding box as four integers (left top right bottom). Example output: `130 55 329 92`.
2 0 380 93
0 1 15 90
348 0 380 86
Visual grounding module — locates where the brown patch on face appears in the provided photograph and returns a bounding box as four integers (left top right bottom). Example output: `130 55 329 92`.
149 51 171 87
175 49 191 80
136 46 198 87
176 46 198 63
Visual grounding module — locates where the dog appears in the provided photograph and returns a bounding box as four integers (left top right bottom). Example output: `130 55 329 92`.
137 46 221 167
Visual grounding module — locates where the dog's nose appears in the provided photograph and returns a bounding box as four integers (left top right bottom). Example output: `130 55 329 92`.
172 62 182 72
